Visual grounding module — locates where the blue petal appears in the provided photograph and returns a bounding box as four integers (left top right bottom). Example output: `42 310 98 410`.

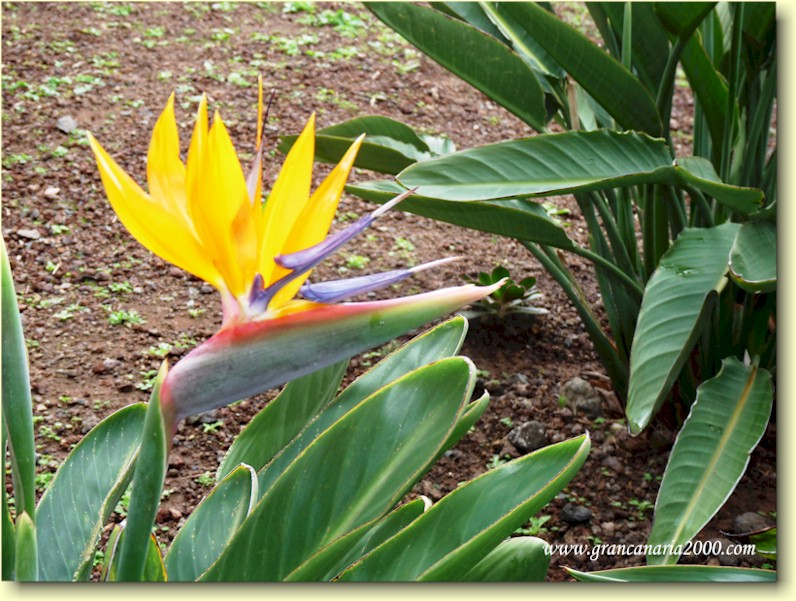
301 257 460 304
249 187 415 313
275 187 414 273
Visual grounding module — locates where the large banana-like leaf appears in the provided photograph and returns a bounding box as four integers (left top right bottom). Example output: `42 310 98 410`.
216 361 347 481
114 366 168 581
34 404 146 581
460 537 550 582
627 223 740 434
394 131 762 213
165 465 258 581
1 237 36 520
493 2 661 134
397 130 671 200
366 2 548 131
728 220 776 293
337 434 590 581
567 565 775 582
647 358 773 565
348 179 574 250
200 357 475 581
254 316 471 497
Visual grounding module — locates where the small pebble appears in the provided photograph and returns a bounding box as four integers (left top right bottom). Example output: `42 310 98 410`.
17 228 41 240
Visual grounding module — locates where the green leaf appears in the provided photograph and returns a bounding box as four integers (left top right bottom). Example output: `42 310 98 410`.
444 392 490 452
347 179 575 250
393 132 763 214
280 133 416 175
654 2 716 39
318 115 431 154
500 2 661 134
279 116 456 176
594 2 669 92
217 361 347 481
567 565 775 582
680 33 732 155
647 358 773 564
728 220 776 293
749 528 776 560
285 498 427 581
255 316 470 498
35 403 147 581
460 537 550 581
165 465 257 581
366 2 548 130
479 3 566 79
201 357 475 581
396 130 673 201
674 157 763 215
337 435 590 581
1 237 36 520
434 2 511 45
627 223 741 434
14 512 37 581
115 365 168 581
279 115 438 175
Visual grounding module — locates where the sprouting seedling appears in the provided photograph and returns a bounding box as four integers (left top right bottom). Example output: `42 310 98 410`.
463 266 548 320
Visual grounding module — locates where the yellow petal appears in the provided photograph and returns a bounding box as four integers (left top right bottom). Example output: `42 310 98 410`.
88 134 222 287
270 135 364 308
257 114 315 285
191 112 252 298
186 94 208 222
146 94 188 220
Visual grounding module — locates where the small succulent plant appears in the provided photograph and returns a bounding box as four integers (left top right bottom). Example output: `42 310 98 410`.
464 266 548 320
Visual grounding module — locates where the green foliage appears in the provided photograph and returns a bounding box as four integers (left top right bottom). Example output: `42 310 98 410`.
464 266 547 320
309 2 775 580
2 281 588 582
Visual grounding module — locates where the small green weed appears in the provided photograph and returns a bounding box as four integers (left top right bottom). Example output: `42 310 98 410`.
106 307 145 326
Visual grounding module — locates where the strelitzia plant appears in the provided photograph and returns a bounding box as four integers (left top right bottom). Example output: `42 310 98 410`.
88 79 496 431
1 81 591 582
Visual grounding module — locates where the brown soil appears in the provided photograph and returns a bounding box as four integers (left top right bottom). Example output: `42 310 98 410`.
1 1 775 581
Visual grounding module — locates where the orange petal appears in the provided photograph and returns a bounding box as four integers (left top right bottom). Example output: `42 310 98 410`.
270 135 364 308
257 114 315 285
89 134 221 287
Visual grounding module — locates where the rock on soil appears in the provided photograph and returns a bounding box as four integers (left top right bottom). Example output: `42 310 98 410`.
508 420 548 454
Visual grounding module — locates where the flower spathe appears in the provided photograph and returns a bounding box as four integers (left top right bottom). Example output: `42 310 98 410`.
89 81 501 426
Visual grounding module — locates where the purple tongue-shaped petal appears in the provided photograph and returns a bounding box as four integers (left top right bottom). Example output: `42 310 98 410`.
275 187 414 272
249 187 415 313
300 257 460 303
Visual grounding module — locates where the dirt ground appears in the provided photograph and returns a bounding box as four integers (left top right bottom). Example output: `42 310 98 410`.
1 1 776 581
